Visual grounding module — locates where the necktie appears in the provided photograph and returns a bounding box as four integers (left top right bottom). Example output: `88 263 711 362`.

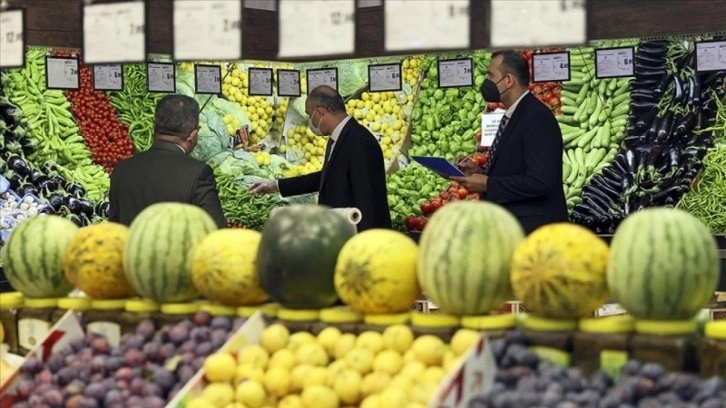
324 139 335 166
485 115 509 174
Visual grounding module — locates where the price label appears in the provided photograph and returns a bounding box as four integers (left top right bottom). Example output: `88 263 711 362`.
173 0 242 61
277 69 301 97
368 63 402 93
278 0 355 58
595 47 634 79
532 52 571 83
0 9 25 68
437 58 473 89
480 111 505 147
491 0 587 47
244 0 276 11
306 68 338 94
431 335 497 406
92 64 124 91
83 1 146 64
46 56 80 90
695 40 726 73
248 67 273 96
147 62 176 93
195 65 222 95
358 0 382 7
384 0 470 52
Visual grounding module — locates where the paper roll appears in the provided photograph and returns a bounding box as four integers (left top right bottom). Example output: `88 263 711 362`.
269 206 362 229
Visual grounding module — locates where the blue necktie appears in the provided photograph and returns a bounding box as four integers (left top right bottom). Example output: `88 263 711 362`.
485 115 509 174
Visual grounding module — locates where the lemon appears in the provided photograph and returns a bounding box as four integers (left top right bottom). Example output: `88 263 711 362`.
443 350 459 371
202 382 234 406
333 333 357 360
422 366 446 385
360 394 381 408
316 327 341 356
295 342 329 367
451 329 482 357
345 347 375 375
260 325 289 354
403 349 417 364
382 325 414 354
301 384 339 408
409 382 436 404
379 388 408 408
302 366 331 388
185 397 217 408
223 403 246 408
290 364 314 392
263 366 290 397
235 380 265 408
412 335 445 366
235 364 265 384
372 349 403 376
389 374 415 395
356 331 384 353
326 359 348 383
333 369 362 405
204 353 237 382
405 403 427 408
237 344 270 369
360 371 391 397
278 394 303 408
268 348 296 370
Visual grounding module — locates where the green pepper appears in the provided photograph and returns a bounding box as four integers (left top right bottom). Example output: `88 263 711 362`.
464 90 477 101
411 133 422 143
425 116 435 131
458 109 468 121
412 108 423 121
440 112 453 123
439 140 449 152
441 127 454 137
420 185 433 196
421 131 432 140
434 89 444 99
453 134 463 143
464 101 474 110
467 111 478 121
476 60 489 73
461 119 471 129
427 67 438 80
419 96 431 107
475 75 485 87
462 129 475 141
453 100 465 110
427 143 436 152
445 89 458 98
421 78 432 89
475 93 484 103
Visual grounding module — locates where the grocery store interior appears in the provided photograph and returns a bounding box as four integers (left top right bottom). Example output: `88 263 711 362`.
1 0 726 407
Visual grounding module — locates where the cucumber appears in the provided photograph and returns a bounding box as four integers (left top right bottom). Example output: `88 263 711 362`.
576 82 590 104
560 96 577 107
561 105 579 114
576 127 599 149
586 94 599 115
561 90 579 101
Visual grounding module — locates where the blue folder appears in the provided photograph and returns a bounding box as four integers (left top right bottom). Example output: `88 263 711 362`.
411 156 465 178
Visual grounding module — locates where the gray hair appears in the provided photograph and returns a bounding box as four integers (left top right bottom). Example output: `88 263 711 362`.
308 85 346 114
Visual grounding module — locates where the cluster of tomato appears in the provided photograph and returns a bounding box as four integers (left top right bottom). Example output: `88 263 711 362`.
405 180 482 232
225 220 246 229
521 49 564 115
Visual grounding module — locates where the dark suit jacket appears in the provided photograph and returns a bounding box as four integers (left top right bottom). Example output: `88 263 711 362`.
278 118 392 232
485 93 569 234
108 140 226 228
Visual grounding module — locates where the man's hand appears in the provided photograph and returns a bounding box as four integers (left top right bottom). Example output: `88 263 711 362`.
250 180 278 195
456 157 485 176
449 174 488 193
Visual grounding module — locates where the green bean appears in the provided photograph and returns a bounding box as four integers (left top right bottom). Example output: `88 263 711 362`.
109 64 162 152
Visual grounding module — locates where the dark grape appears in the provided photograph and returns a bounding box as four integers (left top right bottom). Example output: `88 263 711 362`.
76 397 100 408
46 354 65 373
34 369 53 384
62 379 85 398
159 343 177 363
143 342 162 362
42 388 63 406
142 382 163 397
152 367 176 392
195 341 214 356
69 337 86 352
168 325 190 345
83 382 107 401
190 326 211 342
178 319 195 330
10 403 30 408
192 356 206 371
176 364 195 384
136 319 156 340
106 355 124 371
640 363 665 381
26 395 43 406
621 360 642 377
194 311 212 326
638 397 662 408
122 334 145 350
210 329 228 348
124 349 147 368
65 395 83 408
90 337 111 355
89 355 108 374
126 396 143 406
699 398 725 408
115 367 133 381
210 316 231 331
178 339 197 354
21 356 43 376
143 396 166 408
129 377 146 395
15 379 34 399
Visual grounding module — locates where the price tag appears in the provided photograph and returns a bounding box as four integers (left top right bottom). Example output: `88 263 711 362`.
278 0 355 58
368 63 402 93
92 64 124 91
0 9 25 69
277 69 301 97
384 0 470 52
83 1 146 64
491 0 587 47
480 111 505 147
437 58 473 89
173 0 242 61
358 0 382 7
248 67 273 96
46 56 80 90
695 40 726 73
195 64 222 95
430 335 497 406
147 62 176 93
244 0 276 11
306 68 338 94
595 47 634 79
532 52 571 83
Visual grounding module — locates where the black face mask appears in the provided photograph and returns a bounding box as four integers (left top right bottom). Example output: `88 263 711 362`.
480 76 508 103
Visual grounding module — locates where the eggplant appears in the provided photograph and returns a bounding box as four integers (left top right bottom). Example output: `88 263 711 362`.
37 177 58 192
589 179 621 201
636 106 659 131
47 194 64 211
67 197 84 215
654 74 673 97
18 184 38 197
672 75 684 104
583 193 612 218
656 111 674 142
37 206 54 215
30 169 43 182
50 174 66 187
8 174 23 190
647 115 663 139
702 71 725 88
636 68 668 80
7 155 30 176
67 214 83 227
651 183 689 203
613 154 630 175
691 75 702 105
76 198 94 217
95 201 110 217
630 79 659 90
602 166 624 182
631 90 658 103
66 184 86 197
635 54 667 68
675 111 696 137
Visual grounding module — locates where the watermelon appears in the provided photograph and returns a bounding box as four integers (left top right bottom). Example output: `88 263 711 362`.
607 208 720 320
123 203 218 303
2 215 78 298
257 205 354 309
417 201 525 316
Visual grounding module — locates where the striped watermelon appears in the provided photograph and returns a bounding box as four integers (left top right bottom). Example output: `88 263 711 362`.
607 208 719 320
417 201 525 315
1 215 78 298
123 203 218 303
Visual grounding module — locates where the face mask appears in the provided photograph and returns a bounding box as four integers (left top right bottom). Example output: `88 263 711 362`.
480 76 509 103
308 110 325 136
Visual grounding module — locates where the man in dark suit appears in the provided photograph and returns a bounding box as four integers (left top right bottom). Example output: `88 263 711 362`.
451 50 568 234
250 85 392 231
108 94 226 228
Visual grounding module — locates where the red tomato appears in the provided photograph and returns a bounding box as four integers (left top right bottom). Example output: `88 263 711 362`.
420 202 432 216
430 199 443 213
405 216 417 231
417 217 428 231
457 188 469 199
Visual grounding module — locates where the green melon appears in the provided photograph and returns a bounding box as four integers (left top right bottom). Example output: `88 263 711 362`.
257 205 355 309
2 215 78 298
123 203 218 303
608 207 720 320
417 201 525 315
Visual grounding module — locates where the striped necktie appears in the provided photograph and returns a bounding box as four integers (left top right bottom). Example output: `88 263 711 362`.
485 115 509 174
324 139 335 165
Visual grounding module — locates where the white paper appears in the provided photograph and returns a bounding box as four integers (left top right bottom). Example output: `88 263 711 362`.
696 40 726 72
195 65 222 94
173 0 242 61
0 9 24 68
369 64 402 92
244 0 276 11
438 59 473 88
358 0 382 7
491 0 587 47
307 68 338 94
430 335 497 407
46 57 80 90
480 111 505 147
278 0 355 58
277 69 301 97
532 52 570 83
92 64 124 91
147 63 175 93
248 68 273 96
595 47 634 78
83 1 145 64
385 0 470 52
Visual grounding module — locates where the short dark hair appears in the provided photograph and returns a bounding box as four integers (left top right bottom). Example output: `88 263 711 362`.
154 94 200 139
308 85 346 114
492 50 530 86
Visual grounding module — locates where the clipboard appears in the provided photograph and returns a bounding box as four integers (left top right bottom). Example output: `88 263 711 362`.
411 156 465 178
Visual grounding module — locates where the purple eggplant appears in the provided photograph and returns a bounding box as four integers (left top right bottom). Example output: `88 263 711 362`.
18 184 38 197
94 201 110 217
47 194 64 211
7 155 30 176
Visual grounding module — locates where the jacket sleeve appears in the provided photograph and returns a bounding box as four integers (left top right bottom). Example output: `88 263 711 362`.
349 140 388 231
192 165 227 228
278 171 322 197
487 112 563 204
108 171 121 223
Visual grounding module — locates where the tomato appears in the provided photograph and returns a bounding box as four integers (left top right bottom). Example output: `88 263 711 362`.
457 188 469 199
429 199 443 213
405 216 417 231
420 202 432 216
417 217 428 231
